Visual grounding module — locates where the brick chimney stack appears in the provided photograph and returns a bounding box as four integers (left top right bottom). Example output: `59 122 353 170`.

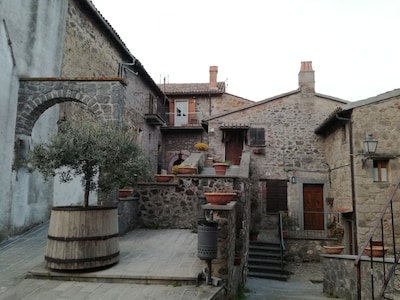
298 61 315 93
209 66 218 89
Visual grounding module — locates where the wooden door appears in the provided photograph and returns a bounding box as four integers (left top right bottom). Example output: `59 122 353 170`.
303 184 324 230
224 130 243 165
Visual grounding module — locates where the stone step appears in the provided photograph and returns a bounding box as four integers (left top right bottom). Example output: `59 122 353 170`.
248 257 285 265
248 271 289 281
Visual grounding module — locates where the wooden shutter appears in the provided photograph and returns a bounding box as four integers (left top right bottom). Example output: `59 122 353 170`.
249 128 265 146
266 180 287 213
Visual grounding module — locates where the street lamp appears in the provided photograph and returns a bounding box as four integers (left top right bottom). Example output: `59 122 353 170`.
362 134 378 168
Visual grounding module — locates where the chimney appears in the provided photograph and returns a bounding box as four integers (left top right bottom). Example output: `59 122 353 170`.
298 61 315 93
209 66 218 89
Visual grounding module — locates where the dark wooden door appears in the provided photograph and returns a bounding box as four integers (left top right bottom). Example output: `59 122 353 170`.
303 184 324 230
224 130 243 165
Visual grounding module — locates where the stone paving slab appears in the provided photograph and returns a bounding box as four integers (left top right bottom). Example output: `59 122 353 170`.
0 224 222 300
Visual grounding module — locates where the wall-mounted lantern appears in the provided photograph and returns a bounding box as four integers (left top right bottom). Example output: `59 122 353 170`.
362 134 378 168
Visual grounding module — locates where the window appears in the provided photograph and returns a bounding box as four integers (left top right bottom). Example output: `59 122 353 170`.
249 128 265 146
373 160 388 182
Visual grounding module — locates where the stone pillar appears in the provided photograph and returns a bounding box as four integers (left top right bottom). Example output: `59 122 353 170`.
202 202 236 295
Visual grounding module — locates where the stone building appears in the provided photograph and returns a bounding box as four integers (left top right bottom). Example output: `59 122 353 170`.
0 0 165 241
204 62 349 257
159 66 252 173
315 89 400 254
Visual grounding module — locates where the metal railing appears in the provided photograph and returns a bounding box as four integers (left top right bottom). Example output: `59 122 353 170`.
281 211 343 239
148 96 168 123
354 178 400 300
278 211 286 270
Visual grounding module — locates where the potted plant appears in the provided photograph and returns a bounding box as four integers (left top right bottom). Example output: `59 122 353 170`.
28 116 152 271
204 190 237 205
249 228 260 241
194 142 208 151
213 160 231 175
177 164 197 174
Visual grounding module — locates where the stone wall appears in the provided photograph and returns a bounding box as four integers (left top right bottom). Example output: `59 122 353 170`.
135 176 238 229
62 0 123 77
284 238 326 262
322 254 397 299
351 96 400 247
118 197 139 236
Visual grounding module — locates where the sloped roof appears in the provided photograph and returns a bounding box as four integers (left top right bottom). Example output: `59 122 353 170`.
204 88 348 122
315 89 400 135
159 82 225 95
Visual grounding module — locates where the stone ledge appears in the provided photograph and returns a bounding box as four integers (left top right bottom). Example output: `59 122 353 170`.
202 201 236 211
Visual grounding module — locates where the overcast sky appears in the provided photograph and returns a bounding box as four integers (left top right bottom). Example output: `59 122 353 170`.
91 0 400 102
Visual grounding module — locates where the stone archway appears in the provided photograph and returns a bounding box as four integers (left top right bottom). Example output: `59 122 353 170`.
16 78 124 136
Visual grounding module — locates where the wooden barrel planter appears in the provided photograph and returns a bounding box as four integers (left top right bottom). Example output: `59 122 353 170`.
45 206 119 271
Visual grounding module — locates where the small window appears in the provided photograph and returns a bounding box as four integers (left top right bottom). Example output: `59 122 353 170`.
249 128 265 146
373 160 388 182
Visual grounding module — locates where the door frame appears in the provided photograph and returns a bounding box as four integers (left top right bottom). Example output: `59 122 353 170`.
297 180 328 230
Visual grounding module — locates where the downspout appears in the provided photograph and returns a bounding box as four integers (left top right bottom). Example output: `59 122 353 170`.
118 60 138 77
335 113 358 254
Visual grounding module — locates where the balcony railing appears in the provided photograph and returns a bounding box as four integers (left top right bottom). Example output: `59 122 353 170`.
165 111 204 127
145 97 168 125
281 211 343 239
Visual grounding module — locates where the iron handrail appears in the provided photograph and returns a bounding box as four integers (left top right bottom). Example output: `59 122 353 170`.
278 211 286 270
354 178 400 300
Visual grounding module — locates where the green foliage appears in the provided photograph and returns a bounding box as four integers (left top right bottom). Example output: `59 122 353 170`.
28 116 152 206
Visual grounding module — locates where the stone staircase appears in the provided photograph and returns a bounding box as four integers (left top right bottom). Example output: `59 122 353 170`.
248 240 290 281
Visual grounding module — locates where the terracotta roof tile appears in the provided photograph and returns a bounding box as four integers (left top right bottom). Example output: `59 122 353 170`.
159 82 225 95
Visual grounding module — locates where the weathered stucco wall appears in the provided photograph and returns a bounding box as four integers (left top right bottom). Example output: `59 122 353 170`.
0 0 67 239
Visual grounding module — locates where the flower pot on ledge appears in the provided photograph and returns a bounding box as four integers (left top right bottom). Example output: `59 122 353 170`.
213 163 229 175
177 166 197 174
155 174 175 182
204 192 236 205
118 189 134 198
364 246 388 257
323 245 344 254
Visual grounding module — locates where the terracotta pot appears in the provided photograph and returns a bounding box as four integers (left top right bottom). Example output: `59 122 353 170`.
155 174 174 182
118 189 133 198
213 163 229 175
364 246 388 257
178 166 197 174
323 245 344 254
204 192 236 205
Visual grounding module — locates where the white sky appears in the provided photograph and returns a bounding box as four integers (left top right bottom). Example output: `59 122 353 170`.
91 0 400 102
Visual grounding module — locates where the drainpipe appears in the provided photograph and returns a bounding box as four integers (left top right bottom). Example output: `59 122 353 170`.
118 60 138 77
335 113 358 254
